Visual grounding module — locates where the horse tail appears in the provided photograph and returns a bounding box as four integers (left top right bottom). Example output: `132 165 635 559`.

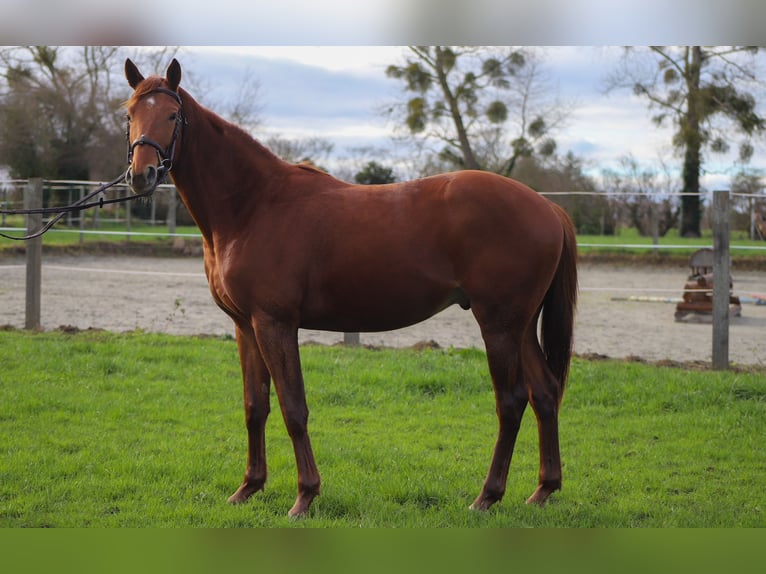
540 202 578 397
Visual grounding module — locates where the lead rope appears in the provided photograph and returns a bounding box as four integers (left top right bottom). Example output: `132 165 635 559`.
1 87 184 241
0 170 154 241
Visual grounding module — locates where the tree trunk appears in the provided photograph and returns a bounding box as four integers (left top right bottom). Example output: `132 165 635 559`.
680 46 703 238
502 152 519 178
434 47 481 171
680 136 702 238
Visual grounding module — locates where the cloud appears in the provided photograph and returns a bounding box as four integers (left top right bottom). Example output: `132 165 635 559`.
155 46 766 183
184 49 399 145
4 0 766 44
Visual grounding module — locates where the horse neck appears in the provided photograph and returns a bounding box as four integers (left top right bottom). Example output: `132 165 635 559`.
169 90 289 245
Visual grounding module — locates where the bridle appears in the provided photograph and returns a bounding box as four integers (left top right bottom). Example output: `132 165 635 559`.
0 87 186 241
127 87 186 185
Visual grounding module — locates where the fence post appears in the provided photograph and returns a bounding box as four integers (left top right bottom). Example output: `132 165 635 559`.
125 186 132 241
79 186 86 244
25 178 43 331
167 187 177 234
748 195 755 241
150 192 157 226
93 191 101 229
650 202 659 254
344 332 360 347
712 190 730 370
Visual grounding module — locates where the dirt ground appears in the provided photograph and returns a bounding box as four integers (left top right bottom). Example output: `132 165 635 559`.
1 255 765 366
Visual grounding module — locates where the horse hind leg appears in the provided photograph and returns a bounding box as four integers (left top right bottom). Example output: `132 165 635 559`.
470 323 529 511
522 331 563 505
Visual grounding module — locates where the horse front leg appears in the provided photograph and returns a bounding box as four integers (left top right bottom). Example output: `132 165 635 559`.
254 316 320 518
228 324 272 504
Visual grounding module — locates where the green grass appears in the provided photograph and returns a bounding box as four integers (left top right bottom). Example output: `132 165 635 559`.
577 226 766 257
0 219 201 247
0 329 764 527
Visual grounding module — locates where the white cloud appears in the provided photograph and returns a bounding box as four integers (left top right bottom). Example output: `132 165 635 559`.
177 45 766 186
195 46 407 77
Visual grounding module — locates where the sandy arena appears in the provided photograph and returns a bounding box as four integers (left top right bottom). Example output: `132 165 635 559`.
1 255 765 366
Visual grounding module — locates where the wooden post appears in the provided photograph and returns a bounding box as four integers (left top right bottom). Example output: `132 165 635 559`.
344 332 360 347
712 190 730 370
167 187 177 234
79 186 86 244
125 186 132 241
750 195 756 241
66 185 73 228
92 191 101 229
25 178 43 331
150 191 157 226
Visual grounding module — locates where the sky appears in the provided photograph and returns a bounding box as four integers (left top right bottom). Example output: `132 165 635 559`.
172 45 766 190
3 1 766 189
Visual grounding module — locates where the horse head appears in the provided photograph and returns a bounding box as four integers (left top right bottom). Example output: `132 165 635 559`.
124 58 185 194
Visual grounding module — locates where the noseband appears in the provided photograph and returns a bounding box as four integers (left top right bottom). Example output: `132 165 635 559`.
127 87 186 183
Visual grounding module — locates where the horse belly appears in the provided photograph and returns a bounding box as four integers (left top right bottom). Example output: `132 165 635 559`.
299 271 463 333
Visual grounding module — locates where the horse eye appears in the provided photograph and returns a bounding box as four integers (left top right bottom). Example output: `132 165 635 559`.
169 112 177 121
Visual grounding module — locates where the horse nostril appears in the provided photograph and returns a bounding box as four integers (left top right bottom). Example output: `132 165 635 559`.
128 165 158 193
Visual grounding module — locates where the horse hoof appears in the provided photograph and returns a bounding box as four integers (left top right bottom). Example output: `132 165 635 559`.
287 503 310 519
227 493 247 505
526 484 557 506
469 493 499 511
287 491 317 518
227 481 264 504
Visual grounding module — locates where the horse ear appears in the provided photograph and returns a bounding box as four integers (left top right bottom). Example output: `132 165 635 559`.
166 58 182 91
125 58 144 89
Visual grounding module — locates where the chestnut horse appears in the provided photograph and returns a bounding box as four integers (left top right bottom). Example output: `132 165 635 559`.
124 59 577 517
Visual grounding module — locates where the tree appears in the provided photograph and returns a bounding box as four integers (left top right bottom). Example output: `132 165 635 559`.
607 46 765 237
265 134 334 173
385 46 566 176
512 152 609 235
0 46 177 180
185 64 263 131
354 160 396 185
730 168 765 239
601 154 680 238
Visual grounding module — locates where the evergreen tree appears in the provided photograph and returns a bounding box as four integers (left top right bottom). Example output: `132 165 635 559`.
607 46 764 237
385 46 566 176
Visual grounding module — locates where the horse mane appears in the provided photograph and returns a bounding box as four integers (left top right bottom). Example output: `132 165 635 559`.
159 85 292 171
127 76 328 178
295 162 331 176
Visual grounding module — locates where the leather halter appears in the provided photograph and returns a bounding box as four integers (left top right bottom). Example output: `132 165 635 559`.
126 87 186 183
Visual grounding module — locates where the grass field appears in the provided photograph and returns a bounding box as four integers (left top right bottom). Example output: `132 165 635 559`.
0 219 201 247
0 329 764 527
577 226 766 257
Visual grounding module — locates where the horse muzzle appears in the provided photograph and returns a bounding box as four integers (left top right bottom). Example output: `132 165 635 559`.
126 132 176 194
126 164 160 194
